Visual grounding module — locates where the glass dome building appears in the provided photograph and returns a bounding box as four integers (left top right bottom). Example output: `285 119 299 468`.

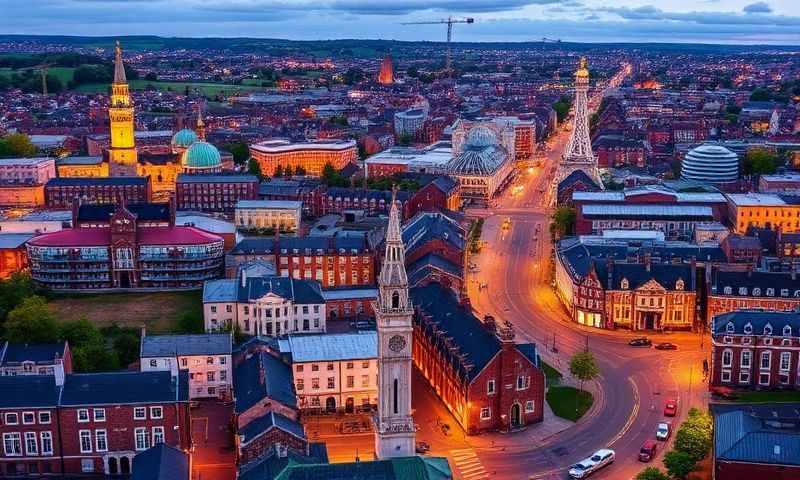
446 126 513 204
680 144 739 184
171 128 199 150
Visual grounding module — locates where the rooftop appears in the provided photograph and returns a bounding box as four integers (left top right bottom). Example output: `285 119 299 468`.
250 139 356 153
140 333 232 358
60 370 189 406
279 331 377 363
236 200 303 210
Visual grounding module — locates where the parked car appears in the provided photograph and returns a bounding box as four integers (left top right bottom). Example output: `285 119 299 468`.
415 441 430 454
655 342 678 350
664 399 678 417
656 422 671 440
638 440 658 462
628 337 652 347
568 449 615 478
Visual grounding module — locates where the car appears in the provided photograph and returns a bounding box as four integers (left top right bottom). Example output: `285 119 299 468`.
415 441 430 454
638 440 657 462
628 337 652 347
655 342 678 350
664 399 678 417
502 217 512 230
656 421 671 440
568 449 615 478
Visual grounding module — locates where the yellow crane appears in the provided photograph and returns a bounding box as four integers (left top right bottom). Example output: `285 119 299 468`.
401 17 474 72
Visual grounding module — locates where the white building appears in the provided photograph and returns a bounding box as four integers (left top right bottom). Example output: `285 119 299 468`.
235 200 302 232
364 142 452 177
393 109 427 138
0 157 56 185
202 274 326 336
139 332 233 400
277 331 378 412
446 125 515 205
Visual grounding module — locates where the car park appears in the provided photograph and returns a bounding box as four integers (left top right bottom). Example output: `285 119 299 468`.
656 422 671 440
568 449 615 478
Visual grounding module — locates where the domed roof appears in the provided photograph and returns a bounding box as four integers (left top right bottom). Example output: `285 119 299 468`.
182 141 221 170
681 143 739 184
171 128 198 148
465 126 498 148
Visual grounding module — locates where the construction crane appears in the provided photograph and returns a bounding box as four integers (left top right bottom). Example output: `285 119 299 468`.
401 17 474 72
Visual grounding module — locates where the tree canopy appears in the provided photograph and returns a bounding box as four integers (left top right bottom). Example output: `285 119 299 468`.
3 295 59 344
569 350 600 392
741 148 780 176
635 467 669 480
0 133 38 158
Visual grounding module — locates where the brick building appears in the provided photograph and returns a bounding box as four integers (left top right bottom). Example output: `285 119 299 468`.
593 135 647 168
0 341 72 379
405 176 460 218
411 282 545 434
319 187 411 218
726 193 800 235
402 211 465 293
0 370 191 477
175 174 259 213
0 234 33 279
0 184 45 207
0 158 56 185
710 311 800 390
249 139 357 177
258 178 324 216
707 269 800 320
45 176 152 208
321 287 377 321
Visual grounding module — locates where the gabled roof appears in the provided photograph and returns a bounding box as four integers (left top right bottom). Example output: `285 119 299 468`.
60 370 189 406
47 176 148 187
407 253 462 288
238 444 328 480
402 211 465 253
230 236 368 255
0 341 68 365
712 403 800 467
558 169 600 193
240 411 306 444
141 333 231 358
132 443 190 480
276 456 452 480
712 311 800 336
0 375 61 409
280 332 377 363
711 269 800 296
430 176 459 195
234 351 296 413
594 261 694 291
238 276 325 305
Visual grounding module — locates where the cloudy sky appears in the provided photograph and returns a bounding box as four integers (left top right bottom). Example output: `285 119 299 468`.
2 0 799 45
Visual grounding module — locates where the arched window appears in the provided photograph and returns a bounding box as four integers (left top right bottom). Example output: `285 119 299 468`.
783 325 792 337
726 322 735 333
764 323 773 336
393 378 399 415
620 278 629 290
744 323 753 335
722 349 733 367
392 291 400 309
676 279 684 291
752 288 761 296
723 286 732 295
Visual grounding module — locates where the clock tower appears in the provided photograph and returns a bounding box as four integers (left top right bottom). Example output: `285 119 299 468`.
108 41 138 175
373 188 415 459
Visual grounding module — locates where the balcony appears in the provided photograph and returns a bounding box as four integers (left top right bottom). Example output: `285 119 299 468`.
138 253 221 261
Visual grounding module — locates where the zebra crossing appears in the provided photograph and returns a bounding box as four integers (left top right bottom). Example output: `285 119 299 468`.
450 448 488 480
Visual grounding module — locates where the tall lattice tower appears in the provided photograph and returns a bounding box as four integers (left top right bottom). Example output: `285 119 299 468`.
553 57 603 192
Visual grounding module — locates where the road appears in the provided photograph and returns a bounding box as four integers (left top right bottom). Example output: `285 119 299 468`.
456 67 710 479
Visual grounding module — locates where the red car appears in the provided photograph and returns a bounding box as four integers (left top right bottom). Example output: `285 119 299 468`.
664 399 678 417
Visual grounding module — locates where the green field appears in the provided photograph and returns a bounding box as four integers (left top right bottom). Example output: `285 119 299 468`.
547 386 594 422
541 361 563 387
75 79 266 97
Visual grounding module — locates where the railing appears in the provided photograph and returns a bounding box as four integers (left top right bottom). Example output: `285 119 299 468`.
138 253 221 261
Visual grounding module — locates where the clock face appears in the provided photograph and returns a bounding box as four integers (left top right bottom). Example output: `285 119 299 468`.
388 335 406 353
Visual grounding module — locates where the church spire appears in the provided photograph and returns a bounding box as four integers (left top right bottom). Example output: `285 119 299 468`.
113 40 127 85
378 187 408 294
196 107 206 141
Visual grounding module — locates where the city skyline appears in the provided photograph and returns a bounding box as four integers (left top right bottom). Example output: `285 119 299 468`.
2 0 800 45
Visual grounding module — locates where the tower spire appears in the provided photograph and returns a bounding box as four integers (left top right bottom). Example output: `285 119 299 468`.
113 40 127 85
196 106 206 141
379 187 408 291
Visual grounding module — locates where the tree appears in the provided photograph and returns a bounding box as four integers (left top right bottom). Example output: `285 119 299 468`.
741 148 779 176
274 164 284 177
551 206 576 238
635 467 669 480
113 331 141 368
569 350 600 392
664 450 696 480
248 158 263 179
0 133 38 158
3 296 59 344
406 66 419 78
750 88 771 102
144 72 158 81
72 342 120 372
59 318 103 348
0 272 38 322
675 408 713 461
175 311 204 334
224 142 249 165
294 165 306 176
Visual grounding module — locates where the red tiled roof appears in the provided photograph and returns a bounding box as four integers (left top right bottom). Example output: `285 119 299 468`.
137 227 222 246
26 226 222 248
27 229 110 247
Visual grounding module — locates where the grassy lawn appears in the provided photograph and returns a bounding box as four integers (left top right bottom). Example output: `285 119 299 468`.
541 360 563 386
75 80 265 97
547 386 594 422
0 66 76 83
48 290 202 333
730 390 800 403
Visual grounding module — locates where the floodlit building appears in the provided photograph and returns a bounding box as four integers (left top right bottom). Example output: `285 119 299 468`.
446 126 514 205
234 200 302 233
249 139 357 177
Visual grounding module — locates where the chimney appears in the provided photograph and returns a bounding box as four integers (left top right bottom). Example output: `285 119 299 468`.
241 268 247 288
71 196 81 227
482 315 497 333
168 194 176 227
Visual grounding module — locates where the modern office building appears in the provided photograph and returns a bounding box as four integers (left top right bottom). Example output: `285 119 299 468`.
249 139 357 177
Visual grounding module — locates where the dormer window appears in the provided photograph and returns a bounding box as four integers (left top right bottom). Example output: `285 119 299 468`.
620 278 629 290
764 324 773 336
752 288 761 296
725 322 735 334
744 323 753 334
739 287 748 295
781 289 789 297
783 325 792 337
795 290 800 298
723 286 732 295
676 279 684 291
767 288 775 296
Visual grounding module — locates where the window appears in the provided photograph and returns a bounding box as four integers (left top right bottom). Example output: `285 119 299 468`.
149 359 157 368
760 351 771 370
516 375 530 390
24 432 37 456
361 375 369 388
327 363 334 371
296 379 304 391
220 370 227 382
207 371 215 382
81 459 94 473
346 362 354 369
739 371 750 383
220 356 227 365
134 407 146 420
721 370 731 382
525 401 535 413
362 361 369 369
79 430 92 453
759 373 770 385
206 357 214 365
152 426 165 445
741 350 752 368
743 337 752 345
725 322 735 333
722 349 733 368
346 376 354 388
3 433 21 456
744 323 753 334
764 324 773 336
181 358 187 367
95 430 107 452
135 428 150 451
327 377 335 389
783 325 793 337
296 365 304 373
312 378 320 389
40 432 52 456
77 409 90 423
22 412 34 425
780 352 791 371
150 407 163 419
93 409 105 422
311 364 319 372
480 408 491 420
4 413 18 425
487 379 496 395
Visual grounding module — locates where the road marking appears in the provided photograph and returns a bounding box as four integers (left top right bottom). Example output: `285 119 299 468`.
609 376 639 447
449 448 489 480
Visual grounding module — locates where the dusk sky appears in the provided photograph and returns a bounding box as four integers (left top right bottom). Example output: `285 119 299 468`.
2 0 800 45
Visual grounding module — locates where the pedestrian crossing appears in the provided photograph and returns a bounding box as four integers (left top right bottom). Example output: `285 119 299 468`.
450 448 488 480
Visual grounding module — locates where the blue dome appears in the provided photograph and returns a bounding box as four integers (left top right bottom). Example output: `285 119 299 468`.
182 141 221 170
171 128 198 148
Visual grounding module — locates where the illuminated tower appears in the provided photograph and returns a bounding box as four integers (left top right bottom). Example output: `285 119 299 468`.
108 41 137 174
373 188 415 459
553 57 603 194
196 108 206 141
378 51 394 86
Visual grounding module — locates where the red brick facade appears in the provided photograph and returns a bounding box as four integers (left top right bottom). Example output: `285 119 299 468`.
715 459 800 480
406 182 460 218
176 175 259 213
710 332 800 390
239 426 307 465
45 178 152 208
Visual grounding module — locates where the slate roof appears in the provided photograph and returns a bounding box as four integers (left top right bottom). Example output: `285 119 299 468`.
280 332 377 363
238 445 329 480
230 236 368 255
402 211 465 253
430 176 459 195
710 269 800 297
47 176 148 187
325 187 411 203
239 276 325 304
712 311 800 336
234 351 296 413
0 233 34 249
240 411 306 444
60 370 189 406
593 261 695 291
0 341 67 365
141 333 232 357
176 173 259 184
0 376 60 409
515 343 541 369
581 204 714 219
557 169 600 193
77 203 170 222
277 456 452 480
132 443 190 480
712 403 800 467
321 287 378 301
407 253 462 287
